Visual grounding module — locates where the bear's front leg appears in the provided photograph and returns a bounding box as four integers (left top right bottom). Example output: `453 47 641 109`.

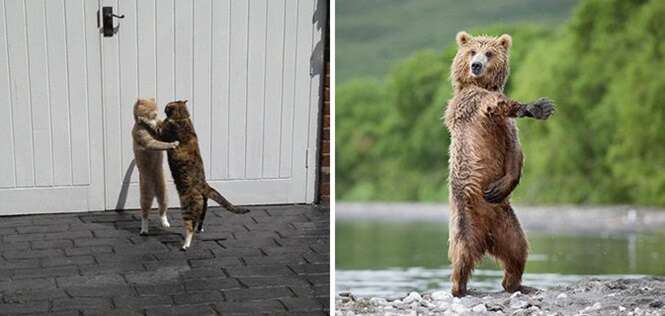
518 97 556 120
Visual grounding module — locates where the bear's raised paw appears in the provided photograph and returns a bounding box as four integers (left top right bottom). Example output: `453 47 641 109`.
526 97 555 120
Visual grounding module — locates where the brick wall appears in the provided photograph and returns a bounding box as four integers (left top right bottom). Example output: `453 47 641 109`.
318 3 330 204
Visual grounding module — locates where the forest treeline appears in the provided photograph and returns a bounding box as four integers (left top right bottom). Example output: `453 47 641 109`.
336 0 665 206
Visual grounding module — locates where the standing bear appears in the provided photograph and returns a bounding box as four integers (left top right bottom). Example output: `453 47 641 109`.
444 31 555 297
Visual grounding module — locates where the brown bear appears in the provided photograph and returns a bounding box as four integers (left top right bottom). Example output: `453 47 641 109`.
444 31 555 297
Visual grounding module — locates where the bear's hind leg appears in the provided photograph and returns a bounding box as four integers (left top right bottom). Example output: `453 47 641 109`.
489 205 528 292
449 229 485 297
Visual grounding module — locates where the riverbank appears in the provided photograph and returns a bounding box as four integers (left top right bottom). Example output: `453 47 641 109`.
336 277 665 315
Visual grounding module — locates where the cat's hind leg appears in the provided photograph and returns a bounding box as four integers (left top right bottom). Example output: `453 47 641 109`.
139 173 155 236
181 193 204 251
154 167 170 228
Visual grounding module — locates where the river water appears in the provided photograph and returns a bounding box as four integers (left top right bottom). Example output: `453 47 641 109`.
336 220 665 298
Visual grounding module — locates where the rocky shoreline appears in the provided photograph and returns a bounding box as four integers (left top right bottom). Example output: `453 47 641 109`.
335 277 665 315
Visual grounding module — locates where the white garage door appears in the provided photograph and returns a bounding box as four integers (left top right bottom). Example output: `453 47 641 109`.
0 0 326 215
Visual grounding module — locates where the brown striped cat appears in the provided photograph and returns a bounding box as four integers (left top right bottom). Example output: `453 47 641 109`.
143 100 249 250
132 98 179 235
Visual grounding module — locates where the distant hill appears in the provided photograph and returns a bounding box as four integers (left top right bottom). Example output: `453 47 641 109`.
336 0 579 83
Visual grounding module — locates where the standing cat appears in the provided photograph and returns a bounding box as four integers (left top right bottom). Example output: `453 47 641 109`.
132 98 179 235
147 100 249 250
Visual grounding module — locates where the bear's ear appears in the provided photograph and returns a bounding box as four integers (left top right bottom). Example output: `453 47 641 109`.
498 34 512 50
456 31 471 47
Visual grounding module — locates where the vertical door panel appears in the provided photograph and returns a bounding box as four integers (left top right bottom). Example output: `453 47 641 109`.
0 0 104 215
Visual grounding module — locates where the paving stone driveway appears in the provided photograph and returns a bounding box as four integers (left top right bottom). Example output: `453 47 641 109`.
0 205 330 315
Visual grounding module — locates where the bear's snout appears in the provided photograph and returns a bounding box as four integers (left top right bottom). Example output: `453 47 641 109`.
471 62 483 76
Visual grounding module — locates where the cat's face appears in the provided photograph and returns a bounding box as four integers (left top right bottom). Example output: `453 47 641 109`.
165 100 190 120
134 98 158 123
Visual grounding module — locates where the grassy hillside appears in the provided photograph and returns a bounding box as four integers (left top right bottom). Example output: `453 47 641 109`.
336 0 579 83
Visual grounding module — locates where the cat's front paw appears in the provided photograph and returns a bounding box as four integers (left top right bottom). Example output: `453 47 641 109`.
526 97 555 120
169 141 179 149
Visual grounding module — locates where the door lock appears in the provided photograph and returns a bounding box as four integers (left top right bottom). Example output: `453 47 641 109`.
100 6 125 37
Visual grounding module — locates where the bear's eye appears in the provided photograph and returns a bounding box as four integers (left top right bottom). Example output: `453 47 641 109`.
470 50 476 55
485 52 493 58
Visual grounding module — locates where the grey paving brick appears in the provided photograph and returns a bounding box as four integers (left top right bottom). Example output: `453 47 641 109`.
2 248 64 259
142 258 189 271
44 230 94 240
303 252 329 264
93 229 135 238
232 231 280 240
239 276 311 288
172 290 224 305
89 308 144 316
179 267 225 280
224 265 295 278
113 295 173 308
0 241 30 251
261 246 313 256
57 273 126 288
52 297 113 312
210 248 263 257
0 301 50 314
2 288 68 303
41 255 95 267
75 238 132 248
125 266 188 285
188 257 243 268
306 275 330 287
219 238 278 248
17 225 70 234
67 285 136 297
215 300 286 314
0 277 57 292
94 253 156 264
65 246 113 256
224 286 294 302
153 249 214 261
184 277 241 291
31 311 80 316
197 232 232 241
79 262 145 275
135 282 186 296
290 285 329 298
31 239 74 249
0 227 17 235
288 264 330 275
0 258 40 269
146 304 217 316
11 266 79 280
280 297 324 312
242 254 308 265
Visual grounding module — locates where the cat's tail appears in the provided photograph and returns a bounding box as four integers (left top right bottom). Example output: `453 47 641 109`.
206 185 250 214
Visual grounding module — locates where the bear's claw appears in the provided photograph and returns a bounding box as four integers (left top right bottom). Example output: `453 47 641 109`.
526 97 555 120
484 179 511 203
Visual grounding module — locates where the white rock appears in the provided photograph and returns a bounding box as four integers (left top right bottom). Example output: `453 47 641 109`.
510 291 524 298
510 299 529 309
472 304 487 313
452 297 461 304
431 290 453 301
369 297 388 306
403 292 422 304
619 306 626 312
556 293 568 300
451 303 468 313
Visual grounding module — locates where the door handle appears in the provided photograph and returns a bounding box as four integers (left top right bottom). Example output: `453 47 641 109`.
100 6 125 37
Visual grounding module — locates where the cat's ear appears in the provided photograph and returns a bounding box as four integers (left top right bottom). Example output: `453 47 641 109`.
149 97 156 102
182 99 188 104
